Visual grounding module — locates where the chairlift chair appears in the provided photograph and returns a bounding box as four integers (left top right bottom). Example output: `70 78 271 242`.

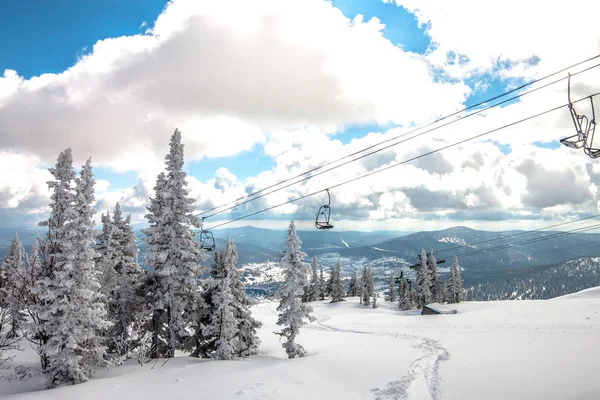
198 217 216 251
560 73 596 151
200 230 216 251
315 189 334 229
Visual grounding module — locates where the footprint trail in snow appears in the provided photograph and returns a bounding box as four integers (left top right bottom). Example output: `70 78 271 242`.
372 338 450 400
309 318 450 400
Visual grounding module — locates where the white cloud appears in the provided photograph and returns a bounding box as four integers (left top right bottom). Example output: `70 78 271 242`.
387 0 600 78
0 0 469 172
2 0 600 231
0 151 51 210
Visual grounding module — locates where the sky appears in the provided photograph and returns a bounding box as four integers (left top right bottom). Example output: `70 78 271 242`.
1 0 600 232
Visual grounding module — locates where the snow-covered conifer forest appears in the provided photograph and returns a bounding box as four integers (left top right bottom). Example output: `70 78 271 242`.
1 130 599 400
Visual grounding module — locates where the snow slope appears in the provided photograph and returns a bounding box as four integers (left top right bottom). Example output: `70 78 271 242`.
555 285 600 299
2 288 599 399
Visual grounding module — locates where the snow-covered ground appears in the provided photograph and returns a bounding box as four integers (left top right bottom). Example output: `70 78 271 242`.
2 288 600 399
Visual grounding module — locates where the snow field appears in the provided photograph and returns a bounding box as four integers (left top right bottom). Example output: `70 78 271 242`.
2 289 600 400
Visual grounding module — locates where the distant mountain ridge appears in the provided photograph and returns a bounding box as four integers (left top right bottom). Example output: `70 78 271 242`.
2 225 599 299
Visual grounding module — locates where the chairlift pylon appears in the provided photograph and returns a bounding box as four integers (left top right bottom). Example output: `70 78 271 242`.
315 189 334 229
199 217 216 251
560 73 598 157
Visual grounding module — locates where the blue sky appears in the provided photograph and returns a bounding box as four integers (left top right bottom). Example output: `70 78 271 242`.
0 0 555 206
0 0 168 78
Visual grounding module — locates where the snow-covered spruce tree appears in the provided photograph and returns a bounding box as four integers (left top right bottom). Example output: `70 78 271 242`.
275 221 315 358
302 284 310 303
416 248 432 308
143 129 206 358
96 212 117 301
347 271 359 297
224 236 262 357
306 256 320 302
361 265 374 306
325 265 334 298
426 249 442 302
439 281 447 304
141 172 169 358
190 250 222 358
20 235 43 308
366 266 374 296
372 292 378 308
398 278 413 310
104 203 145 359
409 285 418 308
195 236 262 359
388 271 396 303
36 157 110 388
330 259 345 303
446 256 464 304
201 249 237 360
318 264 326 301
31 149 77 371
69 158 111 379
1 304 21 368
0 233 27 338
14 234 45 367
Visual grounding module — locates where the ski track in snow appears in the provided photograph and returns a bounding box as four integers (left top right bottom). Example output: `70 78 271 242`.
308 318 450 400
371 338 450 400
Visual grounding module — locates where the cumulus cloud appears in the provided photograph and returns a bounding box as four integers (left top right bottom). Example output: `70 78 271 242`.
516 158 596 209
388 0 600 78
0 0 469 171
2 0 600 231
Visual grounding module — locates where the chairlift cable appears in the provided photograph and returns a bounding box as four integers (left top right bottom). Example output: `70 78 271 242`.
194 55 600 218
459 238 600 275
441 221 600 261
204 92 600 231
425 213 600 256
390 218 600 268
200 64 600 221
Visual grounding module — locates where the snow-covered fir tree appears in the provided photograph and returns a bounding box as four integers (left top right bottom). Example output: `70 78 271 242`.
1 303 20 368
439 281 447 304
398 278 413 310
361 265 374 306
427 249 442 302
31 149 77 371
318 264 326 300
372 291 378 308
103 203 145 359
306 256 320 302
416 248 432 308
15 235 45 361
141 172 169 358
0 233 27 338
329 259 345 303
275 221 315 358
388 271 396 303
35 156 110 388
21 234 43 307
410 284 418 308
142 129 206 358
69 158 111 378
202 249 237 360
96 212 117 300
366 266 374 296
189 251 222 358
325 266 333 297
446 256 464 304
347 271 359 297
224 237 262 357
